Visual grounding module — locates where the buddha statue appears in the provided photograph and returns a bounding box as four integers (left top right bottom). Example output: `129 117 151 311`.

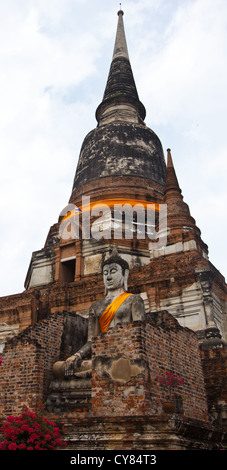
53 247 146 379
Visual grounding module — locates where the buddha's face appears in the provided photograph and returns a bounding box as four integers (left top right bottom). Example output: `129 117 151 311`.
103 263 124 291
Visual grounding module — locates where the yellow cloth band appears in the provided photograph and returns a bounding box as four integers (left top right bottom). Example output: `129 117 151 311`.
99 292 132 333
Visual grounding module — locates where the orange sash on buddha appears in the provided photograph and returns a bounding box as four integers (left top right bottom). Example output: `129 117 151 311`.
99 293 132 333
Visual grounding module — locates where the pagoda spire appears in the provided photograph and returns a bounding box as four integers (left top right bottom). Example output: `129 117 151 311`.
164 148 183 201
164 148 202 244
112 9 129 60
95 10 146 125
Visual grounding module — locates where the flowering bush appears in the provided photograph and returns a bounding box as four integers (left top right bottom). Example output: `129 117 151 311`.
0 404 67 450
157 371 184 389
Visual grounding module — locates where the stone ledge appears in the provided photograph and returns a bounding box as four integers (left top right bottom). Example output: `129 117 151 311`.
51 414 226 450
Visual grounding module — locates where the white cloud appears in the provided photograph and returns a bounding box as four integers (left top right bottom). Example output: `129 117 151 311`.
138 0 227 124
0 0 101 295
133 0 227 278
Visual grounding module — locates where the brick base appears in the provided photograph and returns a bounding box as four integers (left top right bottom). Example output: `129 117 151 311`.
91 312 208 421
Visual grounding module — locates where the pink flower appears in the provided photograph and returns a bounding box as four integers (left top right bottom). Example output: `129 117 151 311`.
54 438 65 446
8 443 17 450
34 423 41 431
21 424 29 432
18 443 26 450
7 416 15 423
35 444 42 450
0 440 8 450
28 433 39 443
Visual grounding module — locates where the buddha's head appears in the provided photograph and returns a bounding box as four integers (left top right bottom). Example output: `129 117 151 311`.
101 247 129 293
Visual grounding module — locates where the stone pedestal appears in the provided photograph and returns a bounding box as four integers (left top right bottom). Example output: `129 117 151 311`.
47 377 91 414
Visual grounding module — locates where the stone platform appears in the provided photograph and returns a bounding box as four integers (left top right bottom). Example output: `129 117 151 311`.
51 414 225 450
47 377 91 414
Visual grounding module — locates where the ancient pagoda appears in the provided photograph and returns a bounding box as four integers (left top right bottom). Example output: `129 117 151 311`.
0 10 226 450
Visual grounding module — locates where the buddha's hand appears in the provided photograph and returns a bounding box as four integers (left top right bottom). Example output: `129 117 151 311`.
65 352 82 376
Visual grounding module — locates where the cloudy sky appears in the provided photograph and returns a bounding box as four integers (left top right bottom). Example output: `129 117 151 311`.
0 0 226 297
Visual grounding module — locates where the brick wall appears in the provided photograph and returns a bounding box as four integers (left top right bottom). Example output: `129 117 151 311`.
0 290 39 330
92 321 151 416
146 312 208 421
0 308 209 423
92 311 208 421
0 339 44 416
200 339 227 428
0 312 65 417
